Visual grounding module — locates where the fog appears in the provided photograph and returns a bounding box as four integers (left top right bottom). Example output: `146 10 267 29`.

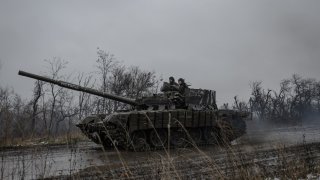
1 0 320 105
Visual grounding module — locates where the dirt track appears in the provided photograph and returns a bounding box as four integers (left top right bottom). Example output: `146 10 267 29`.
50 122 320 179
1 122 320 179
52 142 320 179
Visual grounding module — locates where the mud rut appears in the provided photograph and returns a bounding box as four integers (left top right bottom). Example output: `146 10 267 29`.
45 143 320 179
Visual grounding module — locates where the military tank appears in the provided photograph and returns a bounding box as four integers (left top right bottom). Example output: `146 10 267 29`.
18 70 249 151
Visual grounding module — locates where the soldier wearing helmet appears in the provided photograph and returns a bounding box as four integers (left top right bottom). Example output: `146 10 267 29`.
178 78 188 95
168 76 179 91
169 76 178 86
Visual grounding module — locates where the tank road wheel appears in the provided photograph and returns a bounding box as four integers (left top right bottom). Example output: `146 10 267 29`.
187 128 202 145
204 128 220 145
170 129 187 148
129 131 149 151
149 129 168 148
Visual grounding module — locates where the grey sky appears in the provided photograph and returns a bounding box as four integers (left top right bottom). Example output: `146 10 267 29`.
0 0 320 105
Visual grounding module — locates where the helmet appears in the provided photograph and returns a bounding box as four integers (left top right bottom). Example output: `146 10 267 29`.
178 78 185 83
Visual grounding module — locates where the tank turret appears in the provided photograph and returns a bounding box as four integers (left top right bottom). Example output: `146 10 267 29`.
18 70 218 111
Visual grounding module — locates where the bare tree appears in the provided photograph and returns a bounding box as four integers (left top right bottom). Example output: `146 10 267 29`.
233 96 248 112
44 58 68 136
108 65 130 111
107 65 158 111
94 49 158 113
76 73 94 121
250 81 272 120
11 94 30 138
0 87 30 142
31 80 44 136
0 87 14 144
125 66 157 98
95 48 117 114
54 88 77 135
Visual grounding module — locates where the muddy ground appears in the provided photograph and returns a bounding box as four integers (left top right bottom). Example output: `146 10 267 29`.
1 121 320 179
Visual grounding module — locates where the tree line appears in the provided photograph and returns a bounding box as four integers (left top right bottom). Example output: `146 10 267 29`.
249 75 320 123
228 74 320 124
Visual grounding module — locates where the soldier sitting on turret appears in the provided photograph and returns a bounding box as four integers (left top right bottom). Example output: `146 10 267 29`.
169 76 178 86
169 76 179 86
178 78 189 95
160 76 179 92
168 76 179 91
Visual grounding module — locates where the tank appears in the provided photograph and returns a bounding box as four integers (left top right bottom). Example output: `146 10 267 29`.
18 70 249 151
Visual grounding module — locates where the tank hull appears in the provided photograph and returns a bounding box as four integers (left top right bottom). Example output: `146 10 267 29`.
77 109 247 151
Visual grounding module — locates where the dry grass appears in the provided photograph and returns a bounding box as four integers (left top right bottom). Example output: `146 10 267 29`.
0 131 86 148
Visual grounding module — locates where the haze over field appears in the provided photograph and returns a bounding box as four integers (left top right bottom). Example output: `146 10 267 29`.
1 0 320 105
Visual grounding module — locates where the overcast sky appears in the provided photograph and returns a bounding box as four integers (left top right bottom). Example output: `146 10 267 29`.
0 0 320 105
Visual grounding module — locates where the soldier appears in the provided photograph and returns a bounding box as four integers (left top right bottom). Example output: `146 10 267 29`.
169 76 178 86
178 78 188 95
169 76 179 91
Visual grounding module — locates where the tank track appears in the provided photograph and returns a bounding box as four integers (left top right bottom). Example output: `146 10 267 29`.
98 120 245 151
78 112 247 152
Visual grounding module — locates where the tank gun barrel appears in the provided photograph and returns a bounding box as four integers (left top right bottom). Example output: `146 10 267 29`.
18 70 138 106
